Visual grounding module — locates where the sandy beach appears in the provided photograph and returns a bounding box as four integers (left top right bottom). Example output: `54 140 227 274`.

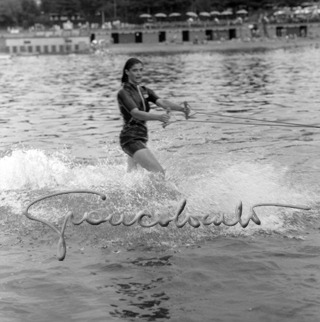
108 37 320 55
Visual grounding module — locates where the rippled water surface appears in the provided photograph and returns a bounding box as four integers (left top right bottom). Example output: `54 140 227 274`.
1 47 320 322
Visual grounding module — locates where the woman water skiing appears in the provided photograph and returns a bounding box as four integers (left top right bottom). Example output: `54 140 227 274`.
117 57 190 175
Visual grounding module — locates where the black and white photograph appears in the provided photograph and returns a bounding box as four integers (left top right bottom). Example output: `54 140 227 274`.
1 0 320 321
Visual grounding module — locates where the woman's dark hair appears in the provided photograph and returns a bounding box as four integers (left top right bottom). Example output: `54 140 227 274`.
121 58 143 84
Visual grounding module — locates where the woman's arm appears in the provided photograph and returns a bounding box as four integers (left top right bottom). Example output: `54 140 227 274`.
156 98 184 112
119 89 169 123
156 99 190 118
131 108 169 123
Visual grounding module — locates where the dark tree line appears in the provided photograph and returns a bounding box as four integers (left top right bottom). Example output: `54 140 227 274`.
0 0 40 28
0 0 313 28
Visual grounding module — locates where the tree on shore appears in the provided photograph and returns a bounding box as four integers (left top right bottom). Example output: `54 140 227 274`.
0 0 40 28
20 0 40 28
0 0 316 28
78 0 106 22
0 0 22 27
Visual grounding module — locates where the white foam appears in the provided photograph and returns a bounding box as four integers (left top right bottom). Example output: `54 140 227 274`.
0 148 316 238
177 161 314 233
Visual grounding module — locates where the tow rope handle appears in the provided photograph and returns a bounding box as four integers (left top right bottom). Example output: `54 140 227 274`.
184 101 191 120
162 108 171 128
162 102 191 129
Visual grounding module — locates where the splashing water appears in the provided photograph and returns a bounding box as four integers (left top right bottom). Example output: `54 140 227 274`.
0 145 316 252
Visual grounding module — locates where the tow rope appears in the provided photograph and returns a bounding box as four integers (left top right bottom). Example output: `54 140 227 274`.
163 102 320 129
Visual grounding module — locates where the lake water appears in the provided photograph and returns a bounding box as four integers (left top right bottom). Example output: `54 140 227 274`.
0 46 320 322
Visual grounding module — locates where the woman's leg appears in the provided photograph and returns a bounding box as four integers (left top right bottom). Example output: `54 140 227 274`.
132 148 165 175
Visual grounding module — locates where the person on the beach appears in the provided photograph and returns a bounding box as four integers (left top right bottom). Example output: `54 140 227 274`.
117 57 189 175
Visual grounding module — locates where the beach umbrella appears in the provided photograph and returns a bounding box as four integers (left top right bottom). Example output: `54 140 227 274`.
199 12 210 17
294 7 311 15
169 12 181 17
236 9 248 15
273 10 284 15
186 12 198 18
155 13 167 18
274 9 291 16
139 13 152 18
221 10 233 15
294 8 304 14
210 11 221 16
304 7 313 14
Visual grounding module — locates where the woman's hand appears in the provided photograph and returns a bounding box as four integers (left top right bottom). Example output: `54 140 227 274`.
183 102 191 119
158 113 170 123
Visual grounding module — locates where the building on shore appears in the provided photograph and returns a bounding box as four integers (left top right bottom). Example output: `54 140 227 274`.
1 22 319 55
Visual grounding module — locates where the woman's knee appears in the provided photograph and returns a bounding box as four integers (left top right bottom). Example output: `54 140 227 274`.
133 149 164 174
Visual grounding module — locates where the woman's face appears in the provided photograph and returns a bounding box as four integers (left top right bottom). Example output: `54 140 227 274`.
126 63 143 85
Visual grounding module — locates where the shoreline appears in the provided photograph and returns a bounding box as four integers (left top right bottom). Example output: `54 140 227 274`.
2 37 319 58
108 37 320 54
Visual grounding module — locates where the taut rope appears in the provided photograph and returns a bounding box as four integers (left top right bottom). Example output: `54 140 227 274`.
163 102 320 129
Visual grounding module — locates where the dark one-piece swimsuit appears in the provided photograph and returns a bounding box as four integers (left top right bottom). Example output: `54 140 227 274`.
117 82 159 157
